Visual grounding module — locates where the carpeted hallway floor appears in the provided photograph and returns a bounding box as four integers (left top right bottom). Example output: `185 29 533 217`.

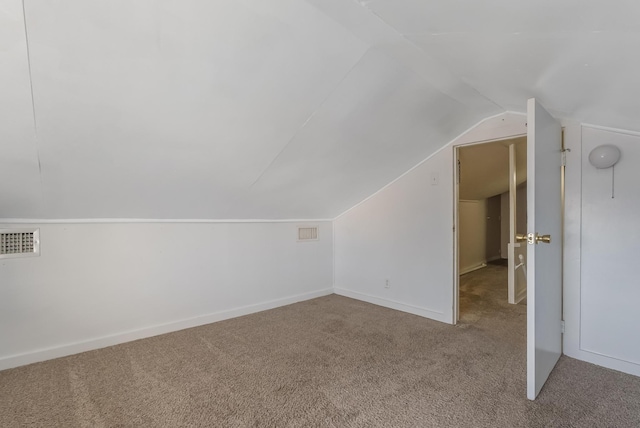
2 265 640 427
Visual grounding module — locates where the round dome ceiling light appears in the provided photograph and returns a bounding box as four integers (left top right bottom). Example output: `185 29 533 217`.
588 144 621 169
588 144 621 198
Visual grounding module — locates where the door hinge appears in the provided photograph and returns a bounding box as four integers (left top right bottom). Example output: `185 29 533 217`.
561 148 570 167
561 320 565 334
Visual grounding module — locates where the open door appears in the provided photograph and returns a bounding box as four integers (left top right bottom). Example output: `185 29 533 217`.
525 98 563 400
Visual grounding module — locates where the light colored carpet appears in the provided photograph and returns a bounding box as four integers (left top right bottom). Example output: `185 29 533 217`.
2 266 640 427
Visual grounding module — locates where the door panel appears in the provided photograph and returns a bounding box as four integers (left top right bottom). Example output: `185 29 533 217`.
526 98 563 400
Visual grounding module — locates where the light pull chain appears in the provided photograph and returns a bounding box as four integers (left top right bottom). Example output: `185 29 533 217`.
611 165 615 199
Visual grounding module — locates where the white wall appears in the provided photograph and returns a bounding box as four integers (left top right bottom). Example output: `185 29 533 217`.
564 125 640 376
0 221 333 370
459 200 487 274
333 147 454 323
333 113 528 324
5 113 638 381
334 113 640 378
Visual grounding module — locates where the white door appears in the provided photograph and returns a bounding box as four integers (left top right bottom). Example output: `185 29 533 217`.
526 98 563 400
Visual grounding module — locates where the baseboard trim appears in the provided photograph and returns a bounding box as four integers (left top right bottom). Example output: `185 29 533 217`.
460 263 487 275
0 219 333 224
564 347 640 378
334 288 449 324
514 287 527 304
0 288 333 372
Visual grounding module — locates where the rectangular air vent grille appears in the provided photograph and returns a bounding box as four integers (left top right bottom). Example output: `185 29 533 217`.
0 228 40 258
298 226 318 241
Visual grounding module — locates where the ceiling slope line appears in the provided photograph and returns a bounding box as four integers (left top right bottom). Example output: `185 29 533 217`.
396 40 504 114
331 111 510 221
21 0 45 207
347 0 503 112
249 48 370 188
21 0 37 133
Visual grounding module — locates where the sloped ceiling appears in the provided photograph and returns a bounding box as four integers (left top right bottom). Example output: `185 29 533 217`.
1 0 639 219
458 137 526 201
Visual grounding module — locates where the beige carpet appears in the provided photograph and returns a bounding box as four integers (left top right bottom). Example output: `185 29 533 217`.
2 266 640 427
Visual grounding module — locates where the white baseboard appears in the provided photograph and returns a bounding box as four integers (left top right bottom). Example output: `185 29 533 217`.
0 288 333 371
564 347 640 378
334 288 449 324
514 287 527 304
460 263 487 275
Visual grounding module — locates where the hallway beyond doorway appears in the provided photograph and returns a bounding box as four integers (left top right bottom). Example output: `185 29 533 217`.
459 264 525 324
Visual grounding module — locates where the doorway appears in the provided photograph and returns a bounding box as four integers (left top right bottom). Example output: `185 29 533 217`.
454 136 527 321
451 100 563 400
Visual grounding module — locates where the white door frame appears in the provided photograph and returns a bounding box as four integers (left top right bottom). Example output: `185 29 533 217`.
452 133 526 323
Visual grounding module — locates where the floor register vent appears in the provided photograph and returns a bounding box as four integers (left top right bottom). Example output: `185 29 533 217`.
0 228 40 259
298 226 318 241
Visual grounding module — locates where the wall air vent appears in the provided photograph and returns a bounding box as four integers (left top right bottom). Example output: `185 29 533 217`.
297 226 318 241
0 228 40 259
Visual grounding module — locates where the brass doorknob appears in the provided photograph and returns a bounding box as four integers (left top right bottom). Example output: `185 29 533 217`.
515 234 528 242
518 233 552 245
536 234 551 244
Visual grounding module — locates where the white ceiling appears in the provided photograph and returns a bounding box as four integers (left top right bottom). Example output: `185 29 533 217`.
1 0 639 219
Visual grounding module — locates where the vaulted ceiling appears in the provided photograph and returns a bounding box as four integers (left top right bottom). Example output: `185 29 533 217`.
2 0 639 219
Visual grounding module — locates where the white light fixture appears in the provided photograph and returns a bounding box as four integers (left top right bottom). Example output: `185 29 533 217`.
588 144 621 198
588 144 621 169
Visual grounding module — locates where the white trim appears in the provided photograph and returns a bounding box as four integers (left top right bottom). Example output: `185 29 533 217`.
514 287 527 305
452 113 528 325
459 263 487 275
333 111 508 221
453 145 460 324
565 348 640 377
332 223 336 288
454 134 527 149
0 218 333 224
0 288 333 371
581 123 640 138
333 288 449 324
